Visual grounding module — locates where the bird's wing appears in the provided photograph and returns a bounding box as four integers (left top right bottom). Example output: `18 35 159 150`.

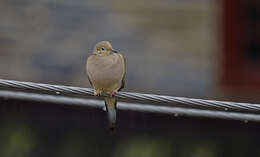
117 53 126 91
86 55 94 87
87 75 93 87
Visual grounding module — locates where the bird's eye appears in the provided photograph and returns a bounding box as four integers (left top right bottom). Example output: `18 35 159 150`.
101 47 105 51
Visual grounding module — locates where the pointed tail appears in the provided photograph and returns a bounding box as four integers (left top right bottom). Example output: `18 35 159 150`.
104 97 117 131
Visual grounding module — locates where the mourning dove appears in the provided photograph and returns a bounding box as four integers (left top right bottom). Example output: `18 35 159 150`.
86 41 125 130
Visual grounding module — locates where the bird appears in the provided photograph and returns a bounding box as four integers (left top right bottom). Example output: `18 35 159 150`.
86 41 126 131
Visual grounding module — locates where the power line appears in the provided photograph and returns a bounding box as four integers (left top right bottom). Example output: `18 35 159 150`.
0 79 260 112
0 90 259 122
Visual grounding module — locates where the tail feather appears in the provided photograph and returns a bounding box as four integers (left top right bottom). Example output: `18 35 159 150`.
104 97 117 131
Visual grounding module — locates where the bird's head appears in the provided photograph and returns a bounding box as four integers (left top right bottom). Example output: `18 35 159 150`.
93 41 118 56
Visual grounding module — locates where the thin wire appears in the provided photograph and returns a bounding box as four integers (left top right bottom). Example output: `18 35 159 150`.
0 90 258 122
0 79 260 112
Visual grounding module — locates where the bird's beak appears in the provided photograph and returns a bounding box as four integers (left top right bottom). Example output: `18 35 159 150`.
111 49 118 53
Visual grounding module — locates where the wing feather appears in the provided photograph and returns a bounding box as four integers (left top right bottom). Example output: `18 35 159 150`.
117 53 126 91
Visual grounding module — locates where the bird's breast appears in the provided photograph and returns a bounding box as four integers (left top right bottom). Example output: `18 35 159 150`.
87 54 124 91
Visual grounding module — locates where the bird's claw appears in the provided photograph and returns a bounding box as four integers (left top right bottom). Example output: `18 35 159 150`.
94 90 102 96
110 90 116 97
95 93 101 96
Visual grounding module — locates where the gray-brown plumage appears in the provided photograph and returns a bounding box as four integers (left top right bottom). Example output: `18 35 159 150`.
86 41 125 130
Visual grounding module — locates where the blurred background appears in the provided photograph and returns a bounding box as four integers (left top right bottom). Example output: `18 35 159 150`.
0 0 260 156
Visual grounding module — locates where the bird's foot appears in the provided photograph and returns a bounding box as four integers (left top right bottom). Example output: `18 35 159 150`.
94 90 102 96
109 90 117 97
